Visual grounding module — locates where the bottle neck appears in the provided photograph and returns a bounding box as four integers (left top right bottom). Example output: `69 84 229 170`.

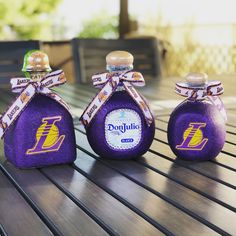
107 64 133 72
187 97 203 102
26 71 48 81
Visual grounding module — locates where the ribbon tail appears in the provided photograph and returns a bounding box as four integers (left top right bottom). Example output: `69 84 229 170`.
123 81 154 126
80 77 119 127
207 96 227 122
0 84 36 139
40 87 71 111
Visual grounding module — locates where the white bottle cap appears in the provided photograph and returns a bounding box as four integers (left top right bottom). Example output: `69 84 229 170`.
185 72 208 87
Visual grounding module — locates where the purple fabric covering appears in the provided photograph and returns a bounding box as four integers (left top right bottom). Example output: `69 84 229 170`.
4 94 76 168
167 100 226 161
86 90 155 159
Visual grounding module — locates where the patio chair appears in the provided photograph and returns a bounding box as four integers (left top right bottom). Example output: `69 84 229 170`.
0 40 41 84
71 38 162 83
43 41 75 83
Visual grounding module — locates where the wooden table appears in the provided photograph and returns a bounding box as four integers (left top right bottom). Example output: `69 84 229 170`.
0 75 235 236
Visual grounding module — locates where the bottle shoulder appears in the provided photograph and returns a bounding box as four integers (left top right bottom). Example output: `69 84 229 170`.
14 94 72 124
26 94 64 109
172 98 220 116
176 99 212 108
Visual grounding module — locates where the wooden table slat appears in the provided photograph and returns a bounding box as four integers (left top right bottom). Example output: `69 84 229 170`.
154 121 236 169
0 72 236 236
0 224 8 236
154 123 236 171
74 150 218 236
61 83 236 132
55 84 236 145
151 140 236 189
74 129 236 235
54 86 236 174
153 128 236 181
40 165 164 236
58 86 236 188
1 162 109 236
75 126 236 208
156 116 236 150
0 170 53 236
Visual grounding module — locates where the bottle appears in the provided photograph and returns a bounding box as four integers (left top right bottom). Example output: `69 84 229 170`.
4 50 76 168
81 51 155 159
167 72 226 161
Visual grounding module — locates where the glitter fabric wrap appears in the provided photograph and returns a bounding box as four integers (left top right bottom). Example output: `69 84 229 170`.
4 94 76 168
86 90 155 159
167 100 226 161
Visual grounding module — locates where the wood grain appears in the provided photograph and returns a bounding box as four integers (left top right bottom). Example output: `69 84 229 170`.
41 165 164 236
0 170 52 236
2 162 109 236
74 129 236 235
0 72 235 236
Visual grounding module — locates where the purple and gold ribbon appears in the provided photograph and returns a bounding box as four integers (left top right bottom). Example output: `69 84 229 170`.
175 80 227 121
175 80 224 100
80 71 154 127
0 70 70 139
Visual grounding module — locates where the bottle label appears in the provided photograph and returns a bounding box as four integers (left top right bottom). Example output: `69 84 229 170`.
105 109 142 150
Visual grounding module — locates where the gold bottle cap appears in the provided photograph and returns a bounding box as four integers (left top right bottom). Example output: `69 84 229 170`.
22 50 52 72
106 51 134 67
185 72 208 86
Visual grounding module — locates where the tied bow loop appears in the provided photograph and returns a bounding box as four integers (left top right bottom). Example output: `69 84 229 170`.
92 71 145 88
80 70 153 127
0 70 69 139
11 70 67 93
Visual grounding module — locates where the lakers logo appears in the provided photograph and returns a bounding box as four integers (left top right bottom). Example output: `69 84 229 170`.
176 122 208 150
139 101 148 111
20 91 30 103
0 121 7 131
132 72 141 80
26 116 65 155
58 72 66 83
98 91 108 102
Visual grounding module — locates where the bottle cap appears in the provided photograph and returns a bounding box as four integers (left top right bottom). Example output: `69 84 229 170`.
22 50 52 73
106 51 133 71
185 72 208 87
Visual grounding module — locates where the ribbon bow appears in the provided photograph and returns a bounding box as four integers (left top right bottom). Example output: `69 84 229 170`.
0 70 70 139
80 70 154 127
175 80 224 100
175 80 227 121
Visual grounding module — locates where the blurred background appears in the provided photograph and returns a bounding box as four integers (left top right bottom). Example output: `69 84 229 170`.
1 0 236 77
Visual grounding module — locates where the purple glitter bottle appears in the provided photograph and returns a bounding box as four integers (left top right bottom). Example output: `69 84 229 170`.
81 51 155 159
167 73 226 161
3 50 76 168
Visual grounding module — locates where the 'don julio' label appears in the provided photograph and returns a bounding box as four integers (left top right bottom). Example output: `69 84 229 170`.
105 109 142 150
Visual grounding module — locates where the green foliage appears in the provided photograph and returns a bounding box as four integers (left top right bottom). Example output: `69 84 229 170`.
0 0 61 39
78 14 118 39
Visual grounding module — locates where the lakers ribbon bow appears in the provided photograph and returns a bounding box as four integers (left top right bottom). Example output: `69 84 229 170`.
80 71 154 127
175 80 227 121
0 70 70 139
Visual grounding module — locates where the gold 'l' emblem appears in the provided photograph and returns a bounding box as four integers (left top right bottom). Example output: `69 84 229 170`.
26 116 65 155
176 122 208 150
